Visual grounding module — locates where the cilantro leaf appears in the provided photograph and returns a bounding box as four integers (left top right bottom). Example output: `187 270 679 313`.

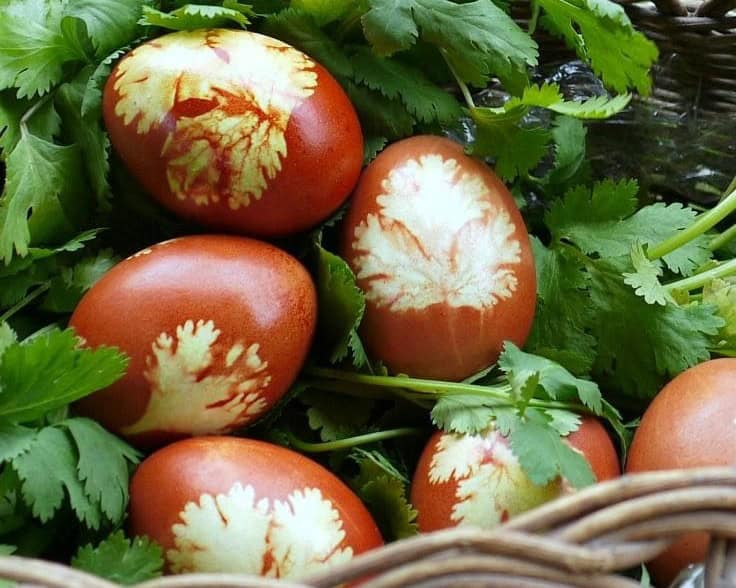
301 389 374 442
13 426 100 526
139 4 253 31
40 249 117 313
0 92 61 154
589 260 723 397
0 0 85 98
0 328 128 423
263 9 354 80
430 394 502 434
509 409 595 488
0 423 35 463
498 342 603 414
526 238 596 375
62 0 146 58
535 0 658 94
344 80 414 139
315 245 367 367
350 47 461 125
290 0 355 25
361 0 537 87
56 68 112 207
543 116 590 192
63 418 140 524
0 325 17 360
702 278 736 348
72 531 163 584
351 449 418 540
480 83 630 119
548 183 712 276
622 242 673 306
0 129 83 262
364 135 387 164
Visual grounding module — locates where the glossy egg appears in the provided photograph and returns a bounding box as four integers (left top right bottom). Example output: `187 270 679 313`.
340 135 536 380
411 418 620 532
69 235 317 447
103 29 363 237
626 358 736 585
129 437 383 577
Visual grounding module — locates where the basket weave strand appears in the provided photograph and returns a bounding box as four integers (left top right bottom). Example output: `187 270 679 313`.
0 468 734 588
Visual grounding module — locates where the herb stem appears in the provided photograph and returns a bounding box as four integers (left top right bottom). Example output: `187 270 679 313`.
709 224 736 252
528 1 541 34
285 428 424 453
441 49 475 110
665 258 736 292
304 367 588 413
648 187 736 261
20 94 53 133
0 283 50 323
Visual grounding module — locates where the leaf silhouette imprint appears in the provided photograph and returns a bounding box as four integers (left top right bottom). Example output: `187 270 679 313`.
122 319 271 436
429 430 559 528
351 154 522 312
113 30 318 209
167 483 354 577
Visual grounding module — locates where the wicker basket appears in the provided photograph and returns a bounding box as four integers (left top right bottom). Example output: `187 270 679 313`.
0 468 734 588
512 0 736 116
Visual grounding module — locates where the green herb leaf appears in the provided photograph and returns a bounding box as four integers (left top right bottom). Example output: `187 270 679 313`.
301 389 374 441
62 418 140 524
0 128 85 262
0 328 128 423
139 4 252 31
263 8 354 79
498 342 602 413
0 423 35 463
62 0 146 58
535 0 658 94
509 409 595 488
72 531 163 584
351 449 418 540
589 260 723 397
622 242 673 306
363 135 387 164
350 47 462 125
315 245 367 367
13 426 100 526
0 0 85 98
361 0 537 87
548 182 712 276
703 278 736 348
431 394 503 434
526 237 596 375
41 249 117 313
290 0 355 25
0 92 62 154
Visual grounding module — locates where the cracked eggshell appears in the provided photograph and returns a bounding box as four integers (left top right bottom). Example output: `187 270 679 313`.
129 437 383 577
340 135 536 381
69 235 316 448
626 358 736 586
103 29 362 237
411 418 620 532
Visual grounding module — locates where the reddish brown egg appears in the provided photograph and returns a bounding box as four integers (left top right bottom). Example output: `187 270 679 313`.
129 437 383 577
626 358 736 585
69 235 316 448
340 135 536 381
103 29 363 237
411 418 620 532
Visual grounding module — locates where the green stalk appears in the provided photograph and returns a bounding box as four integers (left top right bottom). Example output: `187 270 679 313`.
286 428 424 453
0 283 50 323
709 224 736 252
528 1 541 34
665 258 736 292
648 187 736 261
304 367 588 413
441 48 475 109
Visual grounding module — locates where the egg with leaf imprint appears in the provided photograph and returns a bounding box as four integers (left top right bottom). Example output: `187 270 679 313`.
102 29 363 237
129 437 383 578
340 135 536 380
411 417 620 532
69 235 316 448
